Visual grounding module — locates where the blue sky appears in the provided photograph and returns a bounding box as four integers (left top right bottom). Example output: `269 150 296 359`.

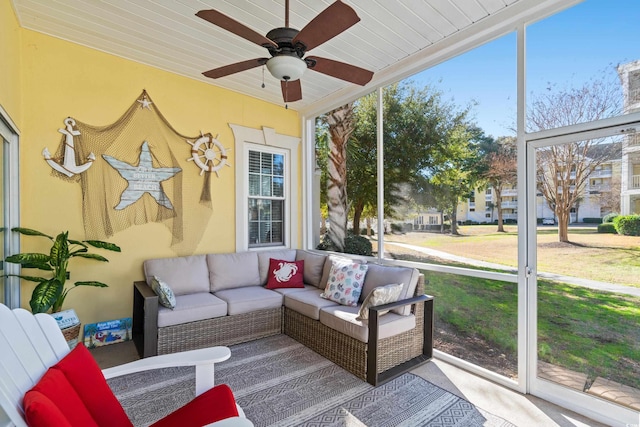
410 0 640 138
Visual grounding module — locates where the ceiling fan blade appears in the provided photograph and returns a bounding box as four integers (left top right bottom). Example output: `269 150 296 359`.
292 1 360 51
203 58 268 79
306 56 373 86
281 80 302 102
196 9 277 48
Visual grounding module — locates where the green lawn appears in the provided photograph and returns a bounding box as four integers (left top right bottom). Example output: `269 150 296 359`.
426 268 640 389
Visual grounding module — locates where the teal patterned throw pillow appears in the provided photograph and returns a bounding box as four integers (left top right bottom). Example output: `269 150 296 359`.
150 276 176 309
320 261 369 306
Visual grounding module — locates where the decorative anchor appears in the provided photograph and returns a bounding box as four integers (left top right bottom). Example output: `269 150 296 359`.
43 117 96 177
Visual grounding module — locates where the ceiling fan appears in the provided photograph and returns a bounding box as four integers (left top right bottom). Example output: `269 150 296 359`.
196 0 374 103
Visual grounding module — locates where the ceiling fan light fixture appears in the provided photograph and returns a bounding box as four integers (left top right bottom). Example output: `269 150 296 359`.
266 55 307 81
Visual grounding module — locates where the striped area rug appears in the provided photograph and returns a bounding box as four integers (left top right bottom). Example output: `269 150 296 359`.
108 334 514 427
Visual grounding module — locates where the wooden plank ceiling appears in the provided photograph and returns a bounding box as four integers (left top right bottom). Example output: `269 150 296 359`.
12 0 523 110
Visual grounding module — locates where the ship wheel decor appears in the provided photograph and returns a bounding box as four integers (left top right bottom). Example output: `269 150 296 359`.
186 133 231 176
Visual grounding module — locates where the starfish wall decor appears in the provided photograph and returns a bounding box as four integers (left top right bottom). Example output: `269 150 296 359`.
102 141 181 210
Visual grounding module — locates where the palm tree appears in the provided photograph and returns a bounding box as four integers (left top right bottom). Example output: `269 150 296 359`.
324 103 355 251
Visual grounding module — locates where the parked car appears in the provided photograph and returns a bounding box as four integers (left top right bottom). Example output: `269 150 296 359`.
542 218 555 225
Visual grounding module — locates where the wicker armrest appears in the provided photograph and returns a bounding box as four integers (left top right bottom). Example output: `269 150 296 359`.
366 292 434 385
133 281 159 358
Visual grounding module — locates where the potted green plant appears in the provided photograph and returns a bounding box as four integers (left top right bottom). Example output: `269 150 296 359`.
5 227 121 313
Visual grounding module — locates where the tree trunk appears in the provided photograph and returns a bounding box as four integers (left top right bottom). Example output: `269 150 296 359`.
366 217 372 237
557 208 570 242
450 202 459 235
326 104 355 251
352 200 364 235
495 187 505 232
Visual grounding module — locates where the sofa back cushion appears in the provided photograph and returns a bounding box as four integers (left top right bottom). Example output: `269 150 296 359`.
257 249 296 285
318 255 367 290
208 251 261 292
144 255 209 296
295 250 327 287
361 264 420 316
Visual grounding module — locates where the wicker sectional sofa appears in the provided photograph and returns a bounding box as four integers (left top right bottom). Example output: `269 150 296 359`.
132 249 433 385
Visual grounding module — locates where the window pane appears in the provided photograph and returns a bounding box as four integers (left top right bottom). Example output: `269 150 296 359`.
272 200 283 221
249 174 260 196
273 154 284 176
271 221 283 243
261 176 272 197
273 177 284 197
259 200 271 220
535 135 640 404
261 152 273 174
249 151 260 173
249 221 259 245
249 199 258 220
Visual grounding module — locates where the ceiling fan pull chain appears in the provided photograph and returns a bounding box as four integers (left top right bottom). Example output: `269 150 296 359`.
261 66 266 88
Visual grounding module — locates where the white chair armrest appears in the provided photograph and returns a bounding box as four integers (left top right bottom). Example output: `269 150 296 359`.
102 346 230 379
203 417 254 427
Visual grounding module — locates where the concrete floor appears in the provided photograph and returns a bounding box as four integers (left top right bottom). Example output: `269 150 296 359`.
92 341 606 427
412 359 607 427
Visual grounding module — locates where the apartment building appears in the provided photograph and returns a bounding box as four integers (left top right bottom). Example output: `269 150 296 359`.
618 60 640 214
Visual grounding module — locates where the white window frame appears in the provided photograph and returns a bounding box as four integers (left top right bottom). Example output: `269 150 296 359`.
230 124 300 252
247 148 286 248
0 104 21 308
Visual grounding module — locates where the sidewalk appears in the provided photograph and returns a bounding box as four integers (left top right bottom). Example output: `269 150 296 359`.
383 241 640 297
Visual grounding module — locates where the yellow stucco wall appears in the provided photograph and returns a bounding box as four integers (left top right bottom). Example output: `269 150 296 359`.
17 28 300 325
0 0 22 127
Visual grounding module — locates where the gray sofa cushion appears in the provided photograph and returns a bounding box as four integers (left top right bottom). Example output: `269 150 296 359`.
144 255 209 296
270 284 316 296
295 250 327 287
257 249 297 285
284 289 339 320
157 292 227 327
207 252 261 292
319 305 416 343
215 286 283 315
361 264 420 316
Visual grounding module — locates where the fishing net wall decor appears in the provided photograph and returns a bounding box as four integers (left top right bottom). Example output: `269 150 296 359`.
46 90 219 255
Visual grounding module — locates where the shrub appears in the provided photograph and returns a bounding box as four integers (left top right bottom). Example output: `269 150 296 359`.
602 212 619 223
597 223 617 234
582 217 602 224
360 228 374 236
614 215 640 236
316 233 373 256
390 223 404 233
344 234 373 256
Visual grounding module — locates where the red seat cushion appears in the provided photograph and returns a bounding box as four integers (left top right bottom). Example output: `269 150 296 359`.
23 391 74 427
150 384 239 427
51 344 132 427
24 369 98 427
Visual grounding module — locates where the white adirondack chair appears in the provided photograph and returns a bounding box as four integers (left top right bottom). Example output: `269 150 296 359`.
0 304 253 427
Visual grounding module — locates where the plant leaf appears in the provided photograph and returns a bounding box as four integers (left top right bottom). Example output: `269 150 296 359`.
85 240 122 252
74 253 109 262
74 281 109 288
7 274 48 283
12 227 53 240
50 232 69 267
5 253 52 269
30 279 63 313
